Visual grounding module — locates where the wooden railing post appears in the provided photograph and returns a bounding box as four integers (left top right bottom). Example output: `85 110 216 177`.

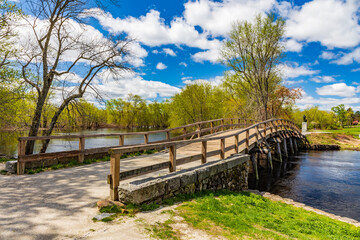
231 119 234 129
211 121 214 134
238 119 241 128
119 135 124 146
220 138 225 159
221 119 224 131
263 123 267 137
183 127 187 140
245 129 249 154
17 140 26 175
169 145 176 172
255 126 259 142
244 119 247 128
197 124 201 138
166 131 170 141
234 135 239 154
201 141 207 164
78 137 85 163
109 153 120 201
144 133 149 144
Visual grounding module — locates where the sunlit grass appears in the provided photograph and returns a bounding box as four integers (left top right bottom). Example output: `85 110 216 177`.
177 191 360 240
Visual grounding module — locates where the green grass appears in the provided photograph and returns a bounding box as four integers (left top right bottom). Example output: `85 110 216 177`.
146 219 179 240
0 157 15 163
310 126 360 137
24 149 158 174
176 191 360 240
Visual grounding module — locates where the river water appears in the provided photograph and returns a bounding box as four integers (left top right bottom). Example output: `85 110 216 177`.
0 128 168 157
250 150 360 221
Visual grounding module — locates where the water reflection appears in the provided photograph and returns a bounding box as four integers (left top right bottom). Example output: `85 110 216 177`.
250 150 360 221
0 128 169 157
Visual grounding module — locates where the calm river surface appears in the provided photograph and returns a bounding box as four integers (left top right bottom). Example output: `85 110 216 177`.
251 150 360 221
0 128 169 157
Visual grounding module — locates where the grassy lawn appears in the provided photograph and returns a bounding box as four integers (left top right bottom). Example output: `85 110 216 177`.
176 191 360 240
310 126 360 137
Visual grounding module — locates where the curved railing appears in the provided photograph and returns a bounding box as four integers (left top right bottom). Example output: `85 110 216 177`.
107 118 303 200
16 118 255 174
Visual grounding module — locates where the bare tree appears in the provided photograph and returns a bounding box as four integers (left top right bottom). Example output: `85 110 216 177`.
16 0 132 154
221 13 285 120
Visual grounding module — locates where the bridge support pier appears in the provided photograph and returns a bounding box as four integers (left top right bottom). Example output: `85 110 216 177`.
251 153 259 181
283 138 288 157
276 142 282 163
267 150 273 170
289 138 294 156
293 138 298 153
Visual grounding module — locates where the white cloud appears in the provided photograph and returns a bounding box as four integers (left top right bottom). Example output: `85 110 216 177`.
316 83 356 97
284 39 303 52
286 0 360 48
183 0 275 36
183 75 223 86
191 47 220 63
163 48 176 56
320 51 337 60
179 62 187 67
152 49 159 54
332 47 360 65
351 68 360 72
89 8 221 50
310 76 336 83
279 63 319 78
156 62 167 70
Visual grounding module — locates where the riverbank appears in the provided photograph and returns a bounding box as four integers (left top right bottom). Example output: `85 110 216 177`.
93 190 360 240
307 133 360 151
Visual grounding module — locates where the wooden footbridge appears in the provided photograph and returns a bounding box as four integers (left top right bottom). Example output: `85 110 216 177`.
17 118 306 201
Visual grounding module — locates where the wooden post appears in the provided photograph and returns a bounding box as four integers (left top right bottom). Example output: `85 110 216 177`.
245 129 249 154
293 138 298 153
234 135 239 154
251 153 259 180
263 123 267 137
283 138 288 157
221 119 224 131
255 126 259 142
197 124 201 138
238 119 241 128
78 137 85 163
169 145 176 172
17 140 26 175
144 134 149 144
231 119 234 129
211 122 214 134
109 153 120 201
201 141 207 164
220 138 225 159
119 135 124 146
267 150 273 170
183 127 187 140
244 119 247 128
276 142 283 163
166 131 170 141
289 137 294 155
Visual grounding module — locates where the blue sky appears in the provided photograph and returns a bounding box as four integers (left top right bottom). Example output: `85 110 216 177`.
16 0 360 111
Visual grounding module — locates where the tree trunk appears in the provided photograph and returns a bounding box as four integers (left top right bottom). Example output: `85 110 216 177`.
25 92 48 154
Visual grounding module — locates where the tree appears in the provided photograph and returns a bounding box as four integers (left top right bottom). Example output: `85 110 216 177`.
331 104 347 127
221 13 285 120
16 0 132 154
169 81 224 127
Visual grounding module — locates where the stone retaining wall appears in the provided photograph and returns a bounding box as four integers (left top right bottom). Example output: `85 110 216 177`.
118 154 250 204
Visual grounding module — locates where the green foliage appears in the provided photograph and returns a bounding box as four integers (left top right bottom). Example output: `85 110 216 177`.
293 106 338 130
177 191 360 239
331 104 348 127
106 94 170 128
169 81 225 127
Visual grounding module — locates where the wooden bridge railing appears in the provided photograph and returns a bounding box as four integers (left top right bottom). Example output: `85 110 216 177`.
108 119 303 200
17 118 255 174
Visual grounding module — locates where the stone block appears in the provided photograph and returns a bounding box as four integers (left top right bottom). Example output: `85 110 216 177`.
165 176 181 193
180 170 197 187
5 160 17 174
196 167 210 182
119 179 166 204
